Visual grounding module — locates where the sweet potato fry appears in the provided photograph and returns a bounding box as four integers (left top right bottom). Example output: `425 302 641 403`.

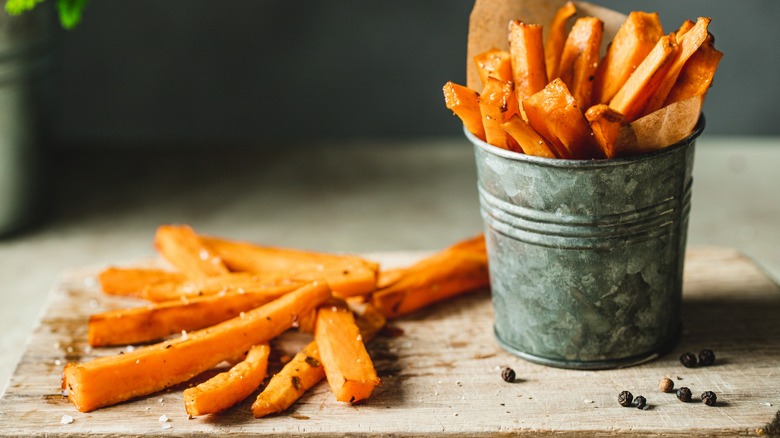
252 341 324 417
478 76 521 151
376 267 407 289
642 17 711 115
501 114 558 158
557 17 603 109
252 302 386 417
139 272 304 303
154 225 230 278
545 1 577 80
664 34 722 105
609 33 678 122
98 267 184 297
87 281 302 346
201 236 378 297
62 281 331 412
474 48 513 86
443 81 486 141
183 343 270 416
372 235 490 319
675 19 695 39
315 301 380 403
523 79 604 159
585 104 637 159
592 11 664 105
508 20 548 101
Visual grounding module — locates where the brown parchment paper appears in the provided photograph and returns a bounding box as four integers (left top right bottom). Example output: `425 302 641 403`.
467 0 703 151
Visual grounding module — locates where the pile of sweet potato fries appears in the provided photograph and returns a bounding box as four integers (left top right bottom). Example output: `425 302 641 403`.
445 2 722 159
62 225 489 416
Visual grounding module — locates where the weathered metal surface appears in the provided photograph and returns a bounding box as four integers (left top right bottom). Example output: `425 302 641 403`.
470 121 703 369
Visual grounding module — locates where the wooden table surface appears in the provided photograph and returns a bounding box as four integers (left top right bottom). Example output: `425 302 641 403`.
1 246 778 436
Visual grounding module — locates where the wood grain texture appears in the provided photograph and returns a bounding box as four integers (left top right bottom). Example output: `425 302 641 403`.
1 247 779 436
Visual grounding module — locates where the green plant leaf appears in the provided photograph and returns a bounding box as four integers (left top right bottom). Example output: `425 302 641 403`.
5 0 47 15
56 0 88 29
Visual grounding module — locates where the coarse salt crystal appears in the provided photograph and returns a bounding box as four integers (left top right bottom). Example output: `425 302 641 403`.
54 360 62 366
66 346 74 353
763 402 773 407
125 345 135 353
60 414 74 425
181 330 188 340
135 359 140 364
199 249 210 261
584 399 594 404
61 389 68 397
161 423 172 430
158 398 164 404
159 414 169 422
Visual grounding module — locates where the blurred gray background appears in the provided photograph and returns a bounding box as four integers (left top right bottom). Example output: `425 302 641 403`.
48 0 778 148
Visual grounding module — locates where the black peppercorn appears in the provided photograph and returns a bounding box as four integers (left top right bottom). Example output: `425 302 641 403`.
677 387 692 402
679 352 698 368
701 391 717 406
501 366 516 383
632 395 647 409
658 377 674 393
618 390 633 407
698 349 716 366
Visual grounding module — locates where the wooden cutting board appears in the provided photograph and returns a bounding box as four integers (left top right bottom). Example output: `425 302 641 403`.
1 246 778 437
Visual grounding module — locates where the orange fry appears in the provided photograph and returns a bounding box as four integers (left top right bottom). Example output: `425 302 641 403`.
63 282 331 412
87 281 302 346
138 272 303 303
523 79 604 159
592 11 664 105
558 17 603 109
372 235 490 319
675 19 695 39
478 77 521 151
201 235 378 297
585 104 637 159
508 20 548 101
251 302 386 417
154 225 230 278
98 267 184 297
643 17 711 115
474 48 513 86
545 1 577 80
443 81 486 140
664 34 722 105
609 33 678 122
501 114 558 158
315 301 380 403
184 343 270 416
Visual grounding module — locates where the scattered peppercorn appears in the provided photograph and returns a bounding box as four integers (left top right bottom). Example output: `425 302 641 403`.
632 395 647 409
701 391 718 406
677 387 692 402
618 391 633 407
658 377 674 393
698 349 716 366
679 352 698 368
501 366 516 383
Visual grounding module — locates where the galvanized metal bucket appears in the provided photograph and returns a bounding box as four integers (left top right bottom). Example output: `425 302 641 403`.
469 119 703 369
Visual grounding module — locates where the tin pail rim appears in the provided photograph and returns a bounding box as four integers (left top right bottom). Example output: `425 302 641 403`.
465 116 705 168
